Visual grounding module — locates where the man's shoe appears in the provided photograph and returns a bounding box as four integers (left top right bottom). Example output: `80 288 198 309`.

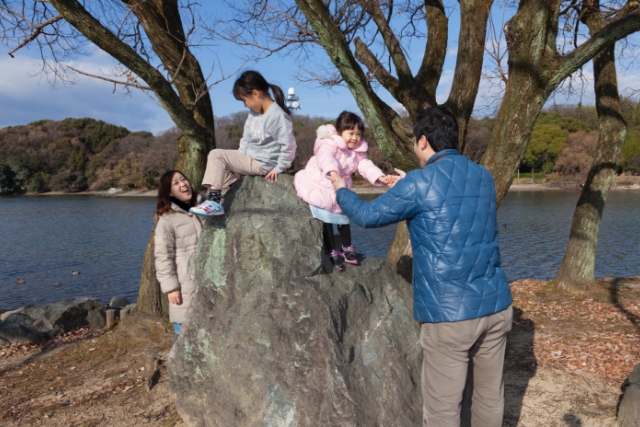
341 245 358 265
328 249 345 272
189 199 224 217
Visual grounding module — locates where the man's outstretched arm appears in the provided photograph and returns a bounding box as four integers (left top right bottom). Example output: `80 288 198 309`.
335 173 419 229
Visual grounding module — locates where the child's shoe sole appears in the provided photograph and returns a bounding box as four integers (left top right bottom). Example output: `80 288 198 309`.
341 252 358 265
189 207 225 217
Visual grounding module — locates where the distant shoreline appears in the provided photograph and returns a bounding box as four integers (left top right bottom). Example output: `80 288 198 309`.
8 182 640 197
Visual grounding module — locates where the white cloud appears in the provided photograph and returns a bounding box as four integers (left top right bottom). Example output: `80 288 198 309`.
0 52 172 133
435 69 454 104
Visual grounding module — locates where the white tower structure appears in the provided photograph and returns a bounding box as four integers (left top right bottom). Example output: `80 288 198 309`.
285 87 301 111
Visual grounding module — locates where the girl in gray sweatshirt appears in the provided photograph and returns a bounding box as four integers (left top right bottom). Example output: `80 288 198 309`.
190 71 297 217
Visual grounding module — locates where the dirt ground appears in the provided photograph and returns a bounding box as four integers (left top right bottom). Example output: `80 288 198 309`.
0 313 184 427
1 277 638 427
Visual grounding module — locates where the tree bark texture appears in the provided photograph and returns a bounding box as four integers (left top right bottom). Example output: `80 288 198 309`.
481 0 640 207
137 226 169 317
47 0 217 317
443 0 492 153
385 221 413 283
555 3 627 291
121 0 215 184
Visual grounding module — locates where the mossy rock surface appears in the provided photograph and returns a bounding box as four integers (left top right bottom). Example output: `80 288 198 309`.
170 175 422 426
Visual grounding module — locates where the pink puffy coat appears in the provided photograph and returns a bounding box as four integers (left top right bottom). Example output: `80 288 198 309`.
294 124 384 214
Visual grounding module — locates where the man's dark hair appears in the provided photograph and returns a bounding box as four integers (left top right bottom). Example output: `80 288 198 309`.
413 106 459 152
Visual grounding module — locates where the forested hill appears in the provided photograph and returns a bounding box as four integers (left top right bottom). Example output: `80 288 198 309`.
0 118 178 194
0 114 392 195
1 102 639 195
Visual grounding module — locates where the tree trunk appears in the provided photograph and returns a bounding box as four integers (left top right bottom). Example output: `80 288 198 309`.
386 221 413 283
481 1 640 206
555 3 627 291
137 225 169 316
47 0 217 317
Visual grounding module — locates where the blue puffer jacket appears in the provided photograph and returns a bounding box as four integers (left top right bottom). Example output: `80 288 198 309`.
336 149 512 323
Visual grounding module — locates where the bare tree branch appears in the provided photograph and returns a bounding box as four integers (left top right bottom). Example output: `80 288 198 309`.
8 15 62 57
67 65 151 90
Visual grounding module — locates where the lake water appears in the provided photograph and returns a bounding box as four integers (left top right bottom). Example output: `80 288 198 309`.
1 190 639 310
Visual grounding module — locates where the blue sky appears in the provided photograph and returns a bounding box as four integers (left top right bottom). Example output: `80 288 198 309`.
0 2 638 134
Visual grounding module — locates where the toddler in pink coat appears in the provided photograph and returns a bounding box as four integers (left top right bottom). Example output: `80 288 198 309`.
294 111 393 271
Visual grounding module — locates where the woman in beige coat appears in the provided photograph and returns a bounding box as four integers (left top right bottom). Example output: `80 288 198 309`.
154 170 204 335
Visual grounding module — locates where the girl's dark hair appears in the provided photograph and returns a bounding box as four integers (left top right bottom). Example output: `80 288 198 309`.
232 70 292 116
335 111 365 133
156 170 198 217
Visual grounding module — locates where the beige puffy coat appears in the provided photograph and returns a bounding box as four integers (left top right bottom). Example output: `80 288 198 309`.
154 202 204 324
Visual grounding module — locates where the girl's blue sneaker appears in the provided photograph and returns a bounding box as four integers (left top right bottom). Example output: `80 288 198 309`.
189 199 224 217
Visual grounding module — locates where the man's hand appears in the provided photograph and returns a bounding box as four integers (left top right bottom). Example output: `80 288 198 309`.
167 290 182 305
264 170 278 182
331 173 347 191
385 168 407 188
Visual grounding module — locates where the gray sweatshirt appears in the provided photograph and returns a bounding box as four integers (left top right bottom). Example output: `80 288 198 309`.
238 103 297 173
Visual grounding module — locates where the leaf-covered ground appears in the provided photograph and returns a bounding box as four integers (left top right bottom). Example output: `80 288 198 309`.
0 277 638 426
510 277 639 386
503 277 640 426
0 313 183 427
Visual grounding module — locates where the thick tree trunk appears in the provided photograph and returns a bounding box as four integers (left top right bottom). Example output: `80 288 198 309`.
137 225 169 316
481 1 640 205
386 221 413 283
555 5 627 291
444 0 493 151
48 0 215 318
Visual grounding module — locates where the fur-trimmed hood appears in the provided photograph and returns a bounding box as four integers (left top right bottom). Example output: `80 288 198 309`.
294 123 384 214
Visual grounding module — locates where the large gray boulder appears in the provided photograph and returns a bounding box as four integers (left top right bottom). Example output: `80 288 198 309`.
170 176 422 427
0 297 106 345
619 363 640 427
0 313 46 345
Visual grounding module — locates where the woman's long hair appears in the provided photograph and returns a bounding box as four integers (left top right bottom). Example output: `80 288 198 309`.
232 70 292 116
156 170 198 217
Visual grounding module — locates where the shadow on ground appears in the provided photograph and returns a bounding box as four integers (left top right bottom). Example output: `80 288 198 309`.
502 306 537 427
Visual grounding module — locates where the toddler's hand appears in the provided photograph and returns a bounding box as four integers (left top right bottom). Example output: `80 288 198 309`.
265 170 278 182
385 168 407 188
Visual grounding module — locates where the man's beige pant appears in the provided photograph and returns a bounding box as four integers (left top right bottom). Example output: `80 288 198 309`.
201 149 268 189
420 305 513 427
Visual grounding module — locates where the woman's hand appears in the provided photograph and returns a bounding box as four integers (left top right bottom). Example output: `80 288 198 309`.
167 290 182 305
264 170 279 182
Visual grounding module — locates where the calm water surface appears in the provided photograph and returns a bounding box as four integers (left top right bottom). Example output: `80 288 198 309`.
1 191 639 310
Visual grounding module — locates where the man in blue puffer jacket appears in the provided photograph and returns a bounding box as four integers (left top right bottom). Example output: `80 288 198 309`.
333 106 513 427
